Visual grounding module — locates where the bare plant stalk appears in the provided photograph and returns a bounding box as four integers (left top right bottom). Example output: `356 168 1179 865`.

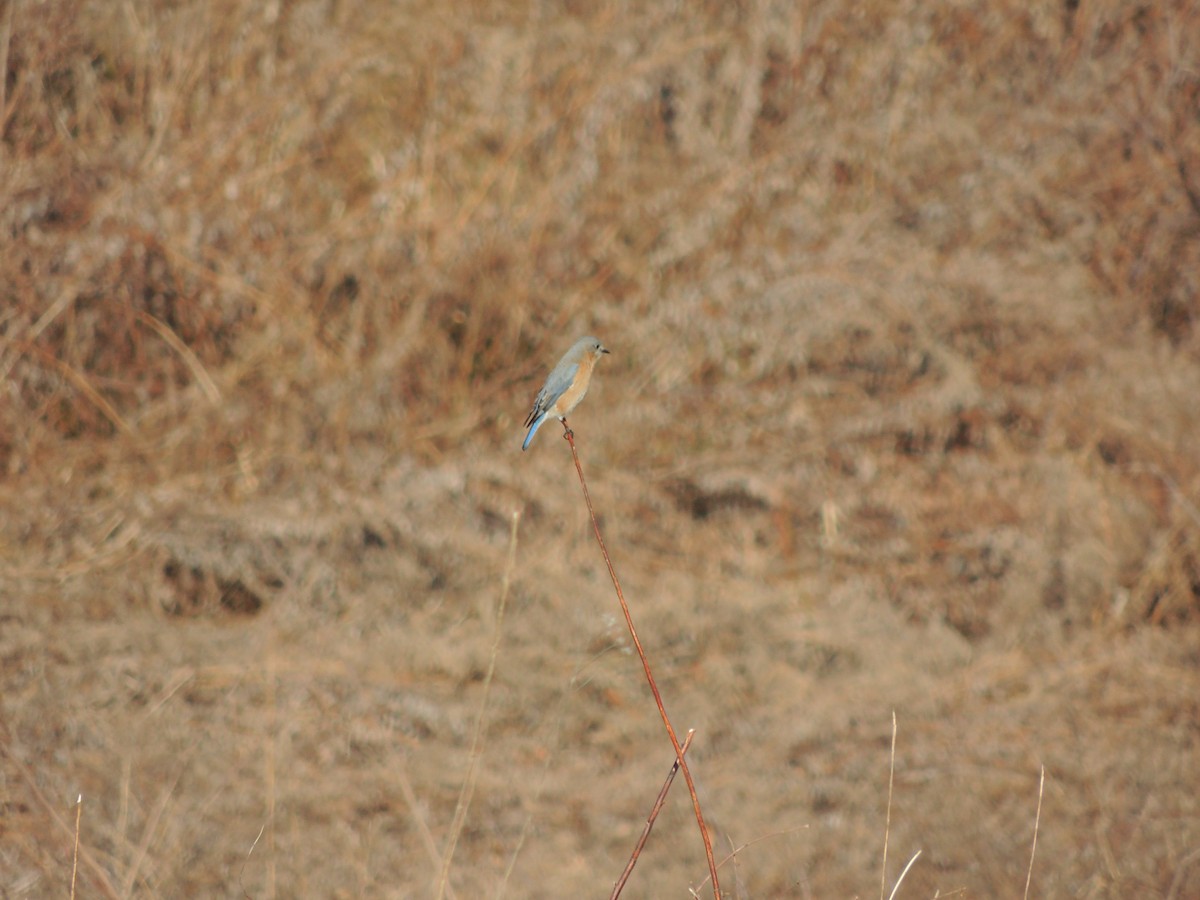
1024 766 1045 900
395 766 458 900
0 722 119 899
610 730 696 900
880 710 896 900
437 511 521 899
71 794 82 900
887 849 922 900
563 423 721 899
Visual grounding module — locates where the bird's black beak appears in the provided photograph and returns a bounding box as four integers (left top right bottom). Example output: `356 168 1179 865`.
601 347 611 354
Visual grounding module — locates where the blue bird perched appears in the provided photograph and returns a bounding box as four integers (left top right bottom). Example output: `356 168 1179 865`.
522 336 610 450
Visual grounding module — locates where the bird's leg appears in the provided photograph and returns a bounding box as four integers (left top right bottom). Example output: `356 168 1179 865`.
561 418 574 441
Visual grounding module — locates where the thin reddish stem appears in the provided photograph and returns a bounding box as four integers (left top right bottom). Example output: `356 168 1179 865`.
610 730 696 900
563 421 721 899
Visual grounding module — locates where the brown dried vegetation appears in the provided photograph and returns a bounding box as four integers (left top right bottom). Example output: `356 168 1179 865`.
2 0 1199 896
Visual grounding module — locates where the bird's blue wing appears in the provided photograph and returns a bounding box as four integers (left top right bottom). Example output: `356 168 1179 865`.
521 356 582 449
542 362 580 407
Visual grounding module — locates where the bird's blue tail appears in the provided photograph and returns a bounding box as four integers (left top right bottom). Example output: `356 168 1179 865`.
522 413 548 451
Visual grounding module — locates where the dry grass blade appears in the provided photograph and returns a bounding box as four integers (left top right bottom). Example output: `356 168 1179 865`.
1023 766 1045 900
396 767 459 900
0 725 119 899
436 511 522 899
240 823 267 900
15 339 132 435
886 850 921 900
119 764 185 897
71 794 82 900
881 710 897 900
133 309 222 405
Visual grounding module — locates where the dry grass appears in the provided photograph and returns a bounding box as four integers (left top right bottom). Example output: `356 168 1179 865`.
3 0 1200 896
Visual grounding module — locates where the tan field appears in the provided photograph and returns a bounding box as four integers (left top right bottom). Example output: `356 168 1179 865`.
2 1 1199 896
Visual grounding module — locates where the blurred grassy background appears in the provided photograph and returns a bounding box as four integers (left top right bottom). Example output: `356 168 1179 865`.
2 0 1199 896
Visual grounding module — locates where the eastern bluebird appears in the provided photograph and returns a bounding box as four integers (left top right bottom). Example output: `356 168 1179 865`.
522 336 610 451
